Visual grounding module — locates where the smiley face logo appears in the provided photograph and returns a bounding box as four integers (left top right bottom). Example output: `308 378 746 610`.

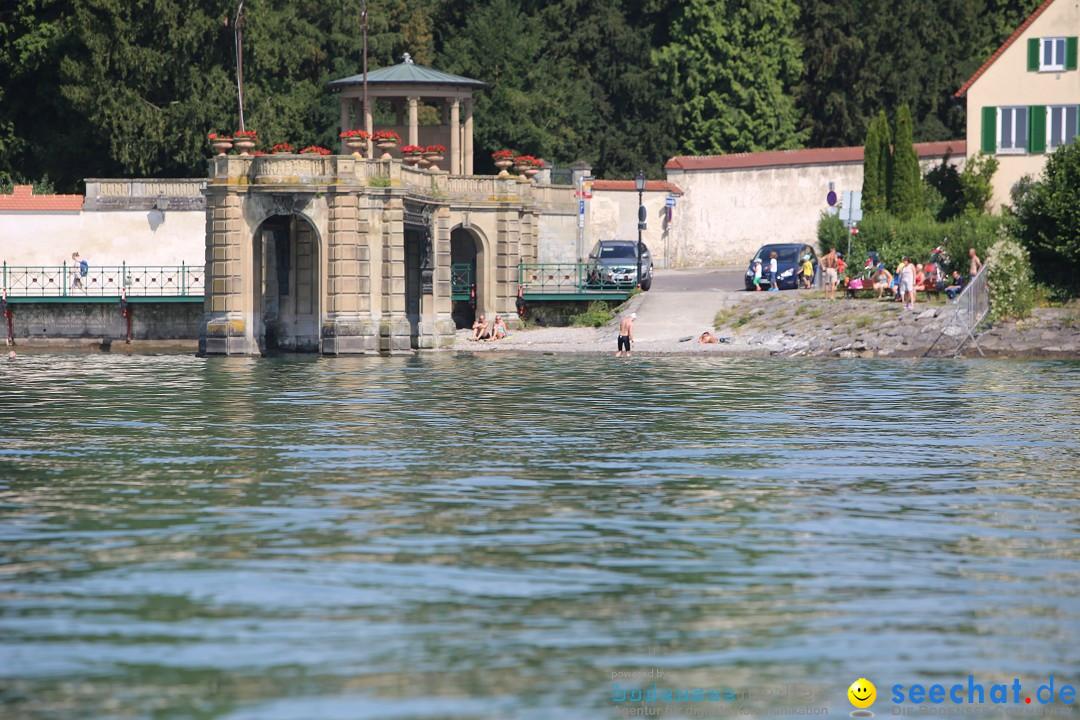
848 678 877 711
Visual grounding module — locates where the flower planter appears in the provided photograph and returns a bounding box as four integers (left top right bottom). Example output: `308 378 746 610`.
233 139 256 156
403 155 421 167
345 138 367 157
494 159 513 178
376 141 397 160
424 153 444 172
210 138 233 156
524 168 539 180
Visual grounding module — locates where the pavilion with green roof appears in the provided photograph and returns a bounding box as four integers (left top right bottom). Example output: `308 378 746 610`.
328 53 487 175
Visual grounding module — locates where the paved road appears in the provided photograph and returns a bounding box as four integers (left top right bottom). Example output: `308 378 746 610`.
631 266 746 343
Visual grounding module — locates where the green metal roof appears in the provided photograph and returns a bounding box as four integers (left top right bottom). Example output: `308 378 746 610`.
328 59 487 90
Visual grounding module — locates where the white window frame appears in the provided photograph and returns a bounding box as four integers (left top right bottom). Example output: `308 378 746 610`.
1040 37 1066 72
998 107 1028 154
1048 105 1079 150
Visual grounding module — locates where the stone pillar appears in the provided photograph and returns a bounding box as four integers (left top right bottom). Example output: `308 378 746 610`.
408 97 419 147
201 190 256 355
322 191 378 354
464 100 474 176
339 99 350 155
380 198 411 353
433 207 455 346
450 99 461 175
494 207 523 322
364 99 374 159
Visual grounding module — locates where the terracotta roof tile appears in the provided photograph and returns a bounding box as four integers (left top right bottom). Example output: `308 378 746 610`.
664 141 966 172
590 180 684 195
0 185 83 212
956 0 1056 97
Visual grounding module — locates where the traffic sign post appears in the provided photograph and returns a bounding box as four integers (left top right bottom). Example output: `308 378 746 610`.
826 190 838 207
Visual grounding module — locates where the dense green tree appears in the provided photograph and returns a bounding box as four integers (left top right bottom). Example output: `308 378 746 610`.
862 111 892 214
890 105 920 220
654 0 807 155
796 0 1043 148
436 0 591 174
1012 142 1080 296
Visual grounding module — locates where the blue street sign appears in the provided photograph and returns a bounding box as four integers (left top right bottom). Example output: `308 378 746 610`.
665 197 676 207
579 200 585 215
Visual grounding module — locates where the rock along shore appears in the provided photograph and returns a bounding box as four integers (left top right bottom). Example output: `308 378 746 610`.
455 291 1080 359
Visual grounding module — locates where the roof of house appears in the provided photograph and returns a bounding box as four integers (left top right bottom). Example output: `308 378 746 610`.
955 0 1056 97
328 57 487 90
664 140 966 172
591 180 684 195
0 185 83 212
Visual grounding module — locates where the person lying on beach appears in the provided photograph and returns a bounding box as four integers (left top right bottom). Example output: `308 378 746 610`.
488 315 507 340
471 315 489 340
699 331 720 344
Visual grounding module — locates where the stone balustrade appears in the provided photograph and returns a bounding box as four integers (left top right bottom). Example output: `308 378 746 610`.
84 178 207 211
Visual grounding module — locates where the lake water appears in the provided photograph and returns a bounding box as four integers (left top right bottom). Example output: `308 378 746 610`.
2 354 1079 720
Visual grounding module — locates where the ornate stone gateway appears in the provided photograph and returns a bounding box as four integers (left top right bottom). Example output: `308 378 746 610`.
199 155 552 355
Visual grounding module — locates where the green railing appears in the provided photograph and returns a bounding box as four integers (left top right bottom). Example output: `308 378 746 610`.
1 262 204 298
451 263 473 300
517 262 637 299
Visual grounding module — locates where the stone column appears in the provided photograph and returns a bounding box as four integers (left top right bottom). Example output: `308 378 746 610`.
380 198 411 353
450 99 461 175
464 100 474 175
364 98 374 159
322 191 378 354
201 188 255 355
339 99 350 154
432 207 455 346
494 207 523 322
408 97 419 147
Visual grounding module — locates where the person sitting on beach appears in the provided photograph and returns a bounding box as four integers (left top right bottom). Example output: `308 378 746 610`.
872 265 893 299
489 315 507 341
944 270 967 300
471 314 489 340
699 331 720 344
914 263 926 292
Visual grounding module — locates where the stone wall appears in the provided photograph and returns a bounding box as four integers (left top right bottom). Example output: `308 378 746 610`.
7 301 203 342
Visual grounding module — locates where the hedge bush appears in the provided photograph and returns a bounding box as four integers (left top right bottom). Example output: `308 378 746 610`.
818 211 1007 274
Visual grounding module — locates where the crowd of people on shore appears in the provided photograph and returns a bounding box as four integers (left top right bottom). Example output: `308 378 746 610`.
820 246 984 309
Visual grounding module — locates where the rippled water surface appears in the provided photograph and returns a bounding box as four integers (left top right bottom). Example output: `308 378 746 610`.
2 354 1080 720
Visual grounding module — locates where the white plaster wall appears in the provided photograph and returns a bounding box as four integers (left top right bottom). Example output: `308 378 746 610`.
964 0 1080 210
0 210 204 267
665 155 963 266
537 213 579 263
585 190 677 267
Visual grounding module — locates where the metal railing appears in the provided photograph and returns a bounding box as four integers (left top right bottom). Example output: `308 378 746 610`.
518 262 638 295
1 262 204 298
451 263 473 300
930 267 989 357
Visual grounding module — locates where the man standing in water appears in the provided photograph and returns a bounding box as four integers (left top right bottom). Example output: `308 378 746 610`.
616 312 636 357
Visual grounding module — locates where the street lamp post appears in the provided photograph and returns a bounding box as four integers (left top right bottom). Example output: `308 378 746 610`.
634 170 646 288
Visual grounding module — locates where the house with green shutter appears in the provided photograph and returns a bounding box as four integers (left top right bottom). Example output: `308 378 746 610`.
956 0 1079 211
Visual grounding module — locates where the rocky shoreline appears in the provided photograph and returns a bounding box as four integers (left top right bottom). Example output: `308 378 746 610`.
456 292 1080 359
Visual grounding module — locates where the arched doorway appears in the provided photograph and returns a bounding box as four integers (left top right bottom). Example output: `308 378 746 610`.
253 214 321 352
450 226 484 329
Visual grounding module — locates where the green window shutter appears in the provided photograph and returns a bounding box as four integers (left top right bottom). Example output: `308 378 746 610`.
1028 38 1040 71
982 106 997 153
1029 106 1047 153
1067 37 1078 71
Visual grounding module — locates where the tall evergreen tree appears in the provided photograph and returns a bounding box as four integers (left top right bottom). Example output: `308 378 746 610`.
654 0 807 155
862 116 882 213
878 110 893 213
889 104 921 219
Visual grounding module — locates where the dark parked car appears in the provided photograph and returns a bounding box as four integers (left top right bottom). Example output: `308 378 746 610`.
744 243 818 291
587 240 654 291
